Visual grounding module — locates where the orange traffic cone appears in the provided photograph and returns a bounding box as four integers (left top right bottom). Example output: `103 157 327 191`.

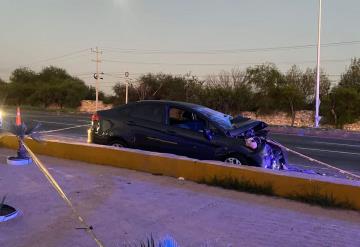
16 107 21 126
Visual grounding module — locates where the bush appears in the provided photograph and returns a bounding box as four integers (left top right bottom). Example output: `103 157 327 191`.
321 86 360 128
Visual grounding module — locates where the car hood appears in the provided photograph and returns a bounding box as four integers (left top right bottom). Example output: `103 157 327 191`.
227 116 268 137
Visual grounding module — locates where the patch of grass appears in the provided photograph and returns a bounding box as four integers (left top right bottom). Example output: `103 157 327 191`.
199 176 274 196
151 173 163 176
286 189 356 210
199 177 357 211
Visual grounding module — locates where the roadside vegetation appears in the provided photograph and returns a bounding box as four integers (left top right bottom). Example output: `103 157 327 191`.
0 58 359 128
200 176 356 210
200 176 274 196
0 66 112 109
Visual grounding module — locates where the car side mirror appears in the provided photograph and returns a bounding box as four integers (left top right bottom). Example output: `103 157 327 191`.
203 129 213 141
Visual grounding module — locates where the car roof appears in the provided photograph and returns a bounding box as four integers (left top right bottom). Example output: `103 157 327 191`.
136 100 204 109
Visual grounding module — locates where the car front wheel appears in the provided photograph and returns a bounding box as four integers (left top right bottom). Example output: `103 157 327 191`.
224 157 242 166
110 140 127 148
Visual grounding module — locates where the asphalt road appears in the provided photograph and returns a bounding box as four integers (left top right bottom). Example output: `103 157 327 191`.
1 108 359 176
268 133 360 177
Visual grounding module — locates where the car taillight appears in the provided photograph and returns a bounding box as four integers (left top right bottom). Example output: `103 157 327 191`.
91 113 99 122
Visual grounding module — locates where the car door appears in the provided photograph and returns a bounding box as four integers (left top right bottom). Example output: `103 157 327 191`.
127 102 169 152
160 105 218 160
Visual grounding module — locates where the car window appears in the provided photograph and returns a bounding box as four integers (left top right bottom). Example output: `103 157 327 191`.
168 107 206 132
195 107 233 130
130 104 164 123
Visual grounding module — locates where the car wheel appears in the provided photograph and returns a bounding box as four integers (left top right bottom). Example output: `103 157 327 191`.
224 157 242 166
110 140 127 148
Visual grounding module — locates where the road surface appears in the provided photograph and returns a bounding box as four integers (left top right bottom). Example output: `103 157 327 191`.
1 109 359 176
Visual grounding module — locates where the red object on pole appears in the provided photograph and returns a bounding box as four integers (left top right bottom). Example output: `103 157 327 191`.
16 107 22 126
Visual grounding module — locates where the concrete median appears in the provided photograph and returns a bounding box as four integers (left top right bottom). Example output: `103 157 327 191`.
1 135 360 210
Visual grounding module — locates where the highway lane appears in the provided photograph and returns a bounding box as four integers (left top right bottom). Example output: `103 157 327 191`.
1 109 359 176
269 133 360 175
1 109 91 141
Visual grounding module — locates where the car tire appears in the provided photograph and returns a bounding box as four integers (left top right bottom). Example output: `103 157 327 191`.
223 154 246 166
110 140 127 148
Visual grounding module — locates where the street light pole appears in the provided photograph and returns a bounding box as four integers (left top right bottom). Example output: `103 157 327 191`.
125 72 129 104
315 0 322 128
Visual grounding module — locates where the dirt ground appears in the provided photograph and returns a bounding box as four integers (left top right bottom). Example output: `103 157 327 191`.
0 148 360 247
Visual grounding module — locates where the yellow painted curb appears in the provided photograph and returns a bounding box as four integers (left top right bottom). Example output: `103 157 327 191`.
1 135 360 210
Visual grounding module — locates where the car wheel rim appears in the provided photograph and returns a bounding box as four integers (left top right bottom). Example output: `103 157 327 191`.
224 157 242 165
112 143 123 148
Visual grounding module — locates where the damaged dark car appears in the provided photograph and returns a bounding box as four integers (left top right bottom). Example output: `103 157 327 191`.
90 100 288 169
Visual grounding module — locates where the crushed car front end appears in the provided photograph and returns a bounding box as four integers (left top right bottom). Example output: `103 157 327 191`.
226 117 288 170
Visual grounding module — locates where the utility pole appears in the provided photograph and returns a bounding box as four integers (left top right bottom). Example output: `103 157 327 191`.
125 72 129 104
91 47 103 112
315 0 322 128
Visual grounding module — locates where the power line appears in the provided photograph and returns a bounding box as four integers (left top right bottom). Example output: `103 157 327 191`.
25 48 91 66
1 48 91 72
102 58 352 66
101 40 360 55
86 74 343 84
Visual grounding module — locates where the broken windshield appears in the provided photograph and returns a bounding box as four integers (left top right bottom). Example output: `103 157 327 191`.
196 107 233 130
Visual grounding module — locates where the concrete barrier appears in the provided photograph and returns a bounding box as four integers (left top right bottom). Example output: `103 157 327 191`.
1 135 360 210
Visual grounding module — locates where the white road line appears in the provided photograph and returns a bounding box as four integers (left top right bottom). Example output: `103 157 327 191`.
39 124 90 133
34 120 81 126
313 141 360 148
43 134 87 142
76 119 90 123
295 147 360 156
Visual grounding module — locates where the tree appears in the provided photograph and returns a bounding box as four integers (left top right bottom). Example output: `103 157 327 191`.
84 86 106 101
135 73 203 102
300 68 331 104
339 58 360 92
52 79 88 108
202 68 253 114
29 84 55 107
243 63 285 113
182 73 204 103
320 58 360 128
0 78 7 104
7 68 38 105
322 86 360 128
9 67 37 84
6 66 89 108
132 73 166 100
276 65 306 126
38 66 72 84
112 83 138 105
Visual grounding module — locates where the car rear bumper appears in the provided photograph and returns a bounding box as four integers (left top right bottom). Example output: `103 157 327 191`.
88 128 111 145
